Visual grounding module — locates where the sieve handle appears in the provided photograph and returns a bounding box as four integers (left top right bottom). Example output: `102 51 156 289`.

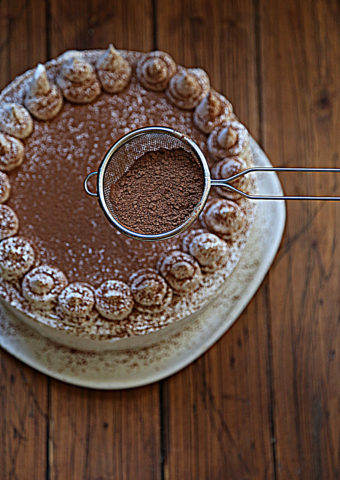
211 167 340 200
84 171 98 197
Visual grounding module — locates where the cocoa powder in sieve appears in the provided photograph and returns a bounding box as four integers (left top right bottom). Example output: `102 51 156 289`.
109 148 204 235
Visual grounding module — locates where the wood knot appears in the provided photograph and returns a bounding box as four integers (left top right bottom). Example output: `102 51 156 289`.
316 90 332 112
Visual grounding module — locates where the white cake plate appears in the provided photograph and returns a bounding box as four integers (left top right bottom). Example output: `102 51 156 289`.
0 139 285 389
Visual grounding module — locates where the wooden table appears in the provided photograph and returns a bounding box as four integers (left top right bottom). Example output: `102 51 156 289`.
1 1 339 478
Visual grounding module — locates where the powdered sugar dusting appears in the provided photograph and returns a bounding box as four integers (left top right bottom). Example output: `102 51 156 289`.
0 49 257 341
0 204 19 239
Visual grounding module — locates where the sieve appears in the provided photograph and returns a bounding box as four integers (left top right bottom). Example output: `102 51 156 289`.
84 126 340 241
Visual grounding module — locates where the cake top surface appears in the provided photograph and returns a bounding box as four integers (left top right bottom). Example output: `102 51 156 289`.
0 48 255 338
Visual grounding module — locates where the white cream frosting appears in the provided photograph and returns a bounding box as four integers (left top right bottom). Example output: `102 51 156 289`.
137 51 176 91
0 103 33 139
22 265 68 310
212 157 249 200
25 64 63 120
194 90 233 133
157 250 202 293
57 56 101 104
96 45 132 93
166 67 210 109
0 172 10 203
129 268 172 314
182 229 228 273
95 280 134 321
0 205 19 240
0 236 35 281
0 133 24 171
58 282 96 319
207 121 249 160
200 198 246 240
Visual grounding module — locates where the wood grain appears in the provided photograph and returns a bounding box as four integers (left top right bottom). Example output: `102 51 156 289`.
260 0 340 478
47 1 161 479
0 0 47 90
49 0 153 56
0 2 48 479
1 1 340 479
48 383 161 479
157 1 275 478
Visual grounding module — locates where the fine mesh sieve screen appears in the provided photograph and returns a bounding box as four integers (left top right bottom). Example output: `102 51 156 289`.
102 131 205 232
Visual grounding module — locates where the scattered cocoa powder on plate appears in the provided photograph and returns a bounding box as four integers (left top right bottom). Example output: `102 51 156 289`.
109 147 204 235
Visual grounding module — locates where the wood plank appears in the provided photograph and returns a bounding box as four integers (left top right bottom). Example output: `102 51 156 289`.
260 0 340 478
0 0 47 90
47 2 161 479
49 383 161 479
49 0 153 56
0 1 48 479
0 352 48 480
157 0 275 478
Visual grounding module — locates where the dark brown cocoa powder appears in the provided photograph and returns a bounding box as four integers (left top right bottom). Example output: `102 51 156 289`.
109 148 204 235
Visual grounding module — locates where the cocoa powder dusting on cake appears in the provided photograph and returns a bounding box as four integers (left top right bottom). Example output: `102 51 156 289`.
109 148 204 235
6 72 210 284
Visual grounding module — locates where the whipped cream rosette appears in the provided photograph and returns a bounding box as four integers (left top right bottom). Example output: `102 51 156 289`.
0 133 24 171
96 45 132 93
58 282 97 320
0 205 19 240
0 236 35 281
57 56 101 104
166 67 210 109
208 121 250 162
0 103 33 139
95 280 134 321
194 90 233 134
22 265 68 310
0 172 10 203
157 250 202 293
201 198 246 241
212 156 251 200
25 64 63 120
129 268 172 314
182 229 228 273
137 51 176 91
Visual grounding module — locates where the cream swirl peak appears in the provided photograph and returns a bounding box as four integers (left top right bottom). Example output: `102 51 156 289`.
95 280 134 321
22 265 68 310
25 64 63 120
0 236 36 281
194 90 233 134
137 51 176 91
0 172 10 203
0 103 33 139
57 56 101 103
129 269 173 314
166 67 210 109
208 121 249 160
157 251 202 293
0 133 24 171
58 282 96 319
201 198 247 240
212 157 250 200
0 205 19 240
182 229 228 273
96 44 132 93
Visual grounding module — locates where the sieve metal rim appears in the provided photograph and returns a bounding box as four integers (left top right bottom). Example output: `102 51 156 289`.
96 126 212 241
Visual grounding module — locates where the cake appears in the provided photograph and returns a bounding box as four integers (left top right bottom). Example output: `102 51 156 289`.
0 46 256 351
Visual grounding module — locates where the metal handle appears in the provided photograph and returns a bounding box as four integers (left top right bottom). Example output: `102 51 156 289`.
84 171 98 197
211 167 340 200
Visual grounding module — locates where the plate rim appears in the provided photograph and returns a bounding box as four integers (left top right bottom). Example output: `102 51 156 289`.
0 138 286 389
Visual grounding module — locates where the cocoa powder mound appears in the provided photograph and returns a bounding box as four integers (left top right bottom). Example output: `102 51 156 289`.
109 148 204 235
